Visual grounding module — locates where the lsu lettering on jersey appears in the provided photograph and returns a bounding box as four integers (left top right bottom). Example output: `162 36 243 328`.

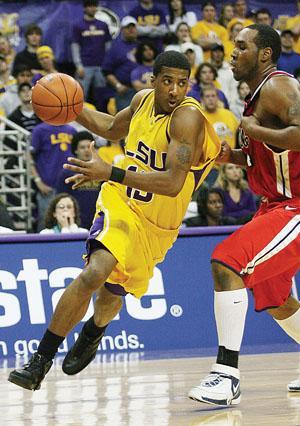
91 90 220 297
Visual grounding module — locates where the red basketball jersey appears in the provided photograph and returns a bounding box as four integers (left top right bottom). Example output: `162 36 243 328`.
239 71 300 202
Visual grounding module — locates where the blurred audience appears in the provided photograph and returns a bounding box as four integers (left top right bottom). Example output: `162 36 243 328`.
191 2 229 61
210 43 238 106
32 45 57 84
131 42 157 92
0 35 16 72
218 3 235 29
0 64 32 117
214 163 257 223
71 0 111 103
128 0 168 51
166 0 197 34
40 193 88 234
277 30 300 75
255 8 273 26
227 0 254 30
188 62 229 109
13 24 42 76
165 22 203 65
56 131 99 230
30 122 77 231
183 187 237 227
102 16 138 111
230 80 250 120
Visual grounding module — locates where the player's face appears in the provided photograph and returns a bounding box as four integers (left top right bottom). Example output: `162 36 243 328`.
206 193 223 218
76 140 92 161
230 28 260 82
152 66 189 114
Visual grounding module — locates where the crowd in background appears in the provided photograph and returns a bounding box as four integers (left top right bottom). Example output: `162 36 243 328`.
0 0 299 234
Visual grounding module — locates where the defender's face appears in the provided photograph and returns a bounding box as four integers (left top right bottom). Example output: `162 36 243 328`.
230 28 259 81
152 67 189 114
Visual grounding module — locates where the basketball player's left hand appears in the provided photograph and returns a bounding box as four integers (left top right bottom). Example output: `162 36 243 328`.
64 142 110 189
241 114 260 137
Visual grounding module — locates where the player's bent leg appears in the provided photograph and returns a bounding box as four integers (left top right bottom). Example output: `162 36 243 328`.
189 262 246 406
62 285 123 375
8 248 117 390
267 296 300 392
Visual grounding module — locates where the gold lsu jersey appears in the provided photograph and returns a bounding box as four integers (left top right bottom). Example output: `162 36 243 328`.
100 90 221 231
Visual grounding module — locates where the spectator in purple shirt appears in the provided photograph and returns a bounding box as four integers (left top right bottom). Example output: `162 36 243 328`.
30 122 77 231
55 131 99 230
129 0 168 51
102 16 138 111
71 0 112 101
214 163 257 224
131 41 157 92
277 30 300 76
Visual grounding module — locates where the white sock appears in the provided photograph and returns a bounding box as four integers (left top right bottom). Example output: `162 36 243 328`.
214 289 248 351
274 308 300 344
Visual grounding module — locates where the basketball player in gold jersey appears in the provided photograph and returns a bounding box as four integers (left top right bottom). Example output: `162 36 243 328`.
8 51 221 390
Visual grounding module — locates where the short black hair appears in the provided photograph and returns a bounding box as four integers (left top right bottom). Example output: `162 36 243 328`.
12 63 32 78
256 8 272 17
71 131 94 155
153 50 190 77
247 24 281 63
18 82 32 93
135 41 158 65
25 24 42 38
83 0 98 6
202 1 216 11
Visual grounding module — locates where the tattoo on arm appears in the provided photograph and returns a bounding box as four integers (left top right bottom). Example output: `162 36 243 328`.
176 144 192 165
287 89 300 117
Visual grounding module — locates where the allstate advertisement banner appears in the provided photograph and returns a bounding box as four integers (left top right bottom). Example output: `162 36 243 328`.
0 233 297 359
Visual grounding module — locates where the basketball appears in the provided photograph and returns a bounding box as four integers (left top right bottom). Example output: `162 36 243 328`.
31 73 84 126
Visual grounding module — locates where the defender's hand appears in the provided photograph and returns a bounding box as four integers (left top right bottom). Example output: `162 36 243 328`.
216 141 232 163
64 142 111 189
241 115 260 138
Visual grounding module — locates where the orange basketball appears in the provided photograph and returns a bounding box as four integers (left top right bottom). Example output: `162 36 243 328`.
31 73 84 125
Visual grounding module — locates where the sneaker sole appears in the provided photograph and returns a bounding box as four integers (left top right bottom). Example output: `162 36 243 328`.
62 352 97 375
188 392 241 406
8 372 41 391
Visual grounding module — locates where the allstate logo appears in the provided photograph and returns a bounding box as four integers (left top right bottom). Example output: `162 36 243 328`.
95 6 120 39
238 127 249 148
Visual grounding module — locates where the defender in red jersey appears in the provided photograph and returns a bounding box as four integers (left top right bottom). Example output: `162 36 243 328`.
189 24 300 406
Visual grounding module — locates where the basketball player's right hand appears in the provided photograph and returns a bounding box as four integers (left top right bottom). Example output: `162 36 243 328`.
216 141 232 163
64 142 110 189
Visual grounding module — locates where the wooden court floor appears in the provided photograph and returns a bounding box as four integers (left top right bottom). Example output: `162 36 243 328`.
1 351 300 426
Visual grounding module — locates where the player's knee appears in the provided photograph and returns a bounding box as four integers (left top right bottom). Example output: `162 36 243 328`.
211 261 244 292
267 296 300 320
79 264 107 293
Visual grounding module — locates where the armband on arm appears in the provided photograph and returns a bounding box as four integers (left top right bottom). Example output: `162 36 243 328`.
109 166 126 183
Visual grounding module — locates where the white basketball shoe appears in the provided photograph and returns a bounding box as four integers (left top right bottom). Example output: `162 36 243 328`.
188 363 241 406
287 378 300 392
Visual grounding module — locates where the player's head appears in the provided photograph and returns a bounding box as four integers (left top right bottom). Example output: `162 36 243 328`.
230 24 281 81
152 50 190 114
71 131 94 161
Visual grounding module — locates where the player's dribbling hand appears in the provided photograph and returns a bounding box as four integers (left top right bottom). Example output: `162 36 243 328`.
216 141 232 163
64 142 110 189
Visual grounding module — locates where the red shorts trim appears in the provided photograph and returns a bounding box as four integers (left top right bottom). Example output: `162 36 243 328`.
212 202 300 311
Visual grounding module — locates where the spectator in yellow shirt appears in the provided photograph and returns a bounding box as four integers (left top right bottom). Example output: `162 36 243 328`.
202 85 238 149
227 0 254 33
191 1 229 61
